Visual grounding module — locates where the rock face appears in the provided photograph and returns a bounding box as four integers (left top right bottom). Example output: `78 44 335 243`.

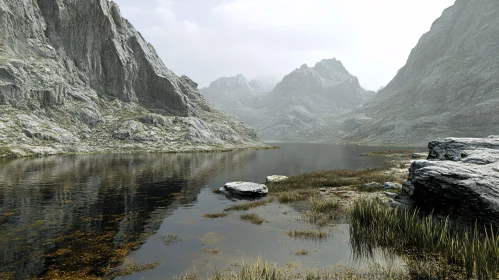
408 136 499 225
0 0 263 157
201 59 375 143
344 0 499 145
220 182 268 197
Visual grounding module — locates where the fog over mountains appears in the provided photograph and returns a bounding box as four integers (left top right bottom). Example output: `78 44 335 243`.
202 0 499 146
201 59 376 142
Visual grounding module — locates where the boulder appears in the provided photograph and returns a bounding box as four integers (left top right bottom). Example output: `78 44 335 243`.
220 182 268 197
266 175 288 183
409 136 499 225
382 182 402 190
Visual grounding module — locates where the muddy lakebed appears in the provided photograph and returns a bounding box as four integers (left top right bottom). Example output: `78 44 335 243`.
0 143 424 279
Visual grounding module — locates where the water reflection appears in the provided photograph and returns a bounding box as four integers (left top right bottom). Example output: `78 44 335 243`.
0 152 256 279
0 144 422 279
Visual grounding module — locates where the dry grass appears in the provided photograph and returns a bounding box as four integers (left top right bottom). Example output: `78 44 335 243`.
174 259 410 280
268 167 397 194
201 248 222 255
240 213 266 225
286 229 327 240
203 213 228 219
294 249 309 256
224 198 273 211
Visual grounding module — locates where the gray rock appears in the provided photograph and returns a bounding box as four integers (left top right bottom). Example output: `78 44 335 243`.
383 191 398 198
266 175 288 183
221 182 268 197
345 0 499 145
0 0 265 157
409 136 499 225
402 180 415 196
363 182 381 189
382 182 402 190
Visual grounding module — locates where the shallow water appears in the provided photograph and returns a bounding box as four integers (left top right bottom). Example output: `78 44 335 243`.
0 143 422 279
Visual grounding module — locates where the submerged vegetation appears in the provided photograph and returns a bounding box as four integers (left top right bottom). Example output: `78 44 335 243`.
350 199 499 280
203 213 228 218
224 198 273 211
240 213 266 225
286 229 327 240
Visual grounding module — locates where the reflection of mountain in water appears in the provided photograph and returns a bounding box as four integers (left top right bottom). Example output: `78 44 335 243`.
0 152 257 279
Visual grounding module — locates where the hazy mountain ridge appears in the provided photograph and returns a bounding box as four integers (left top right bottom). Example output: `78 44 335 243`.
202 59 375 143
0 0 263 157
343 0 499 145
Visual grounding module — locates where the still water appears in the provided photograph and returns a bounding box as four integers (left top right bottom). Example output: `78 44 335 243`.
0 144 421 279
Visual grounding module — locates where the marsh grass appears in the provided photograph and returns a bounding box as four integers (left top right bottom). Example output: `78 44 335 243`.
350 199 499 280
286 229 327 240
367 150 418 158
305 196 344 227
175 259 410 280
203 213 228 219
294 249 309 256
201 248 222 255
240 213 266 225
268 168 397 194
224 198 273 211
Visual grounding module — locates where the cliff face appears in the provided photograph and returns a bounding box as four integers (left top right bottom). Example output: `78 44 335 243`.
202 59 375 143
0 0 261 157
344 0 499 145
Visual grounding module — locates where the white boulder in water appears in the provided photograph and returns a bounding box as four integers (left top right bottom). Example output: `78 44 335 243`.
266 175 289 183
220 182 268 196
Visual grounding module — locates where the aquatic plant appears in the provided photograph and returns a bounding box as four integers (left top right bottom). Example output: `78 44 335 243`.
240 213 266 225
286 229 327 240
350 199 499 280
203 213 228 218
224 199 273 211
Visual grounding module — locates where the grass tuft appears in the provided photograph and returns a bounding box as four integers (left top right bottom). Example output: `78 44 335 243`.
240 213 266 225
286 229 327 240
203 213 228 219
350 199 499 279
224 199 272 211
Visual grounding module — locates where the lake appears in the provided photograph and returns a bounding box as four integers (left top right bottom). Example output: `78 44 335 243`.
0 143 423 279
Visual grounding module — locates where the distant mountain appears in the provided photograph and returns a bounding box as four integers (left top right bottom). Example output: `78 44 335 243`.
343 0 499 145
200 74 272 124
201 59 375 142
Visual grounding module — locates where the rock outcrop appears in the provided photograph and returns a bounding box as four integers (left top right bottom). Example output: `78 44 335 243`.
344 0 499 145
202 59 375 143
407 136 499 225
0 0 263 157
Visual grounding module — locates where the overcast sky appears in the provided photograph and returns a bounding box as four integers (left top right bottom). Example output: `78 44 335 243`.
114 0 455 90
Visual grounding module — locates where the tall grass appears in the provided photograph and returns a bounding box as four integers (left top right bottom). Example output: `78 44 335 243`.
175 259 409 280
350 199 499 280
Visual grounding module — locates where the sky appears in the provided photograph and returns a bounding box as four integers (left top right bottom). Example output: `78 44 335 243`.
114 0 455 90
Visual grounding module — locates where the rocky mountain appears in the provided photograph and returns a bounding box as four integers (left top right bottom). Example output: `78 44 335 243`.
344 0 499 146
200 74 271 124
0 0 262 157
202 59 375 143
